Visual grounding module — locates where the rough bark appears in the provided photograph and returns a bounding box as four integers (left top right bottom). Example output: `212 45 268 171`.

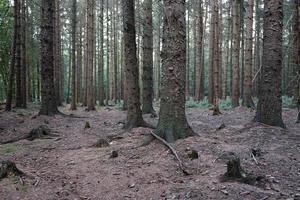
106 0 110 105
142 0 156 115
231 0 241 107
222 2 231 100
155 0 195 143
20 0 27 108
86 0 96 111
98 0 105 106
242 0 255 108
254 0 285 128
195 0 204 101
77 18 83 104
5 0 18 111
39 0 59 115
15 0 22 108
70 0 77 110
122 0 147 129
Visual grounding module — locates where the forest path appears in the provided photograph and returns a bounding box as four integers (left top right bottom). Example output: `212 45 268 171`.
0 105 299 200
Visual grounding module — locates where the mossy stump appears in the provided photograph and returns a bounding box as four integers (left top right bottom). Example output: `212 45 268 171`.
0 160 24 181
93 139 110 148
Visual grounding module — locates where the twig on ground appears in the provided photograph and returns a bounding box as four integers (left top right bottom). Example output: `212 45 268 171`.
251 153 259 165
149 131 191 175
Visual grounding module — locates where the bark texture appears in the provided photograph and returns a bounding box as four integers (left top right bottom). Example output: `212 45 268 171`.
254 0 285 127
195 0 204 101
142 0 155 115
122 0 146 129
86 0 96 110
231 0 241 107
155 0 194 143
242 0 255 108
70 0 77 110
39 0 59 115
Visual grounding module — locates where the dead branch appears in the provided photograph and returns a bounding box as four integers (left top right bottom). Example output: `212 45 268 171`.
149 131 191 175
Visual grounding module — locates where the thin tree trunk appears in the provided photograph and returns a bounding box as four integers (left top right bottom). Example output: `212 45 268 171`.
122 0 147 129
195 0 204 101
86 0 96 110
231 0 241 107
21 0 27 108
142 0 155 115
98 0 105 106
70 0 77 110
242 0 255 107
15 0 22 108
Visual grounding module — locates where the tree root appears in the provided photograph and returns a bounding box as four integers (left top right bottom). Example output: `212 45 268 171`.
149 131 191 175
0 125 58 144
0 160 24 181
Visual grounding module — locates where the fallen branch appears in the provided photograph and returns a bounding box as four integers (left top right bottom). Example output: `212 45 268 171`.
149 131 190 175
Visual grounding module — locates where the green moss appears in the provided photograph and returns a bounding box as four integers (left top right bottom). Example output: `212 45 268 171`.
0 144 23 155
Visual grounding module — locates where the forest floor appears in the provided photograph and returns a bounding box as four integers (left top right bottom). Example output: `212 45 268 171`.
0 103 299 200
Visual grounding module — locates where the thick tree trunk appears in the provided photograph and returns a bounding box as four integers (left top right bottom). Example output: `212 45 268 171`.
122 0 147 129
231 0 240 107
155 0 195 143
70 0 77 110
142 0 155 115
195 0 204 101
253 0 261 97
186 1 190 99
20 0 27 108
254 0 285 128
39 0 59 115
242 0 255 108
86 0 96 111
5 0 18 111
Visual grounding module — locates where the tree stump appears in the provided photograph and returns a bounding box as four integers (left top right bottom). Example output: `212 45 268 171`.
0 160 24 181
225 157 246 179
93 138 110 148
27 125 52 141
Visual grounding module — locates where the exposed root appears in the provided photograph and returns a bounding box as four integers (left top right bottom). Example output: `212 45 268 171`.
0 125 58 144
149 131 191 175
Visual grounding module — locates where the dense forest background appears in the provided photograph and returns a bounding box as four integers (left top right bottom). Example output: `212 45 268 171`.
0 0 298 111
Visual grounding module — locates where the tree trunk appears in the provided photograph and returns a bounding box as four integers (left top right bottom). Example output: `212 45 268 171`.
231 0 241 107
122 0 147 129
254 0 285 128
86 0 96 110
155 0 195 143
20 0 27 108
253 0 261 97
5 0 18 111
39 0 59 115
106 0 110 105
77 18 83 104
98 0 105 106
70 0 77 110
242 0 255 108
142 0 155 115
15 0 22 108
195 0 204 101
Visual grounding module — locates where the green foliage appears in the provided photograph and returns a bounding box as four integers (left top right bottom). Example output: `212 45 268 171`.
282 96 295 109
114 101 124 111
0 144 23 155
186 97 210 109
219 97 233 110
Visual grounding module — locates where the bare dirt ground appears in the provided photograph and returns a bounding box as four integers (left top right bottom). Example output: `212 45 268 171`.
0 104 299 200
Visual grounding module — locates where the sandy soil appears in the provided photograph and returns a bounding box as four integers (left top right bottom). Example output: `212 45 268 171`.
0 104 299 200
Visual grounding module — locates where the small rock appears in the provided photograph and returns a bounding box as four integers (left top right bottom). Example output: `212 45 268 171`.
110 150 118 158
221 190 229 195
129 183 135 188
84 122 91 129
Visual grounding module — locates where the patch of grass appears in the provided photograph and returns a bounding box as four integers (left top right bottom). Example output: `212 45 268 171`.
9 175 29 193
219 97 232 110
0 144 23 155
186 97 211 109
